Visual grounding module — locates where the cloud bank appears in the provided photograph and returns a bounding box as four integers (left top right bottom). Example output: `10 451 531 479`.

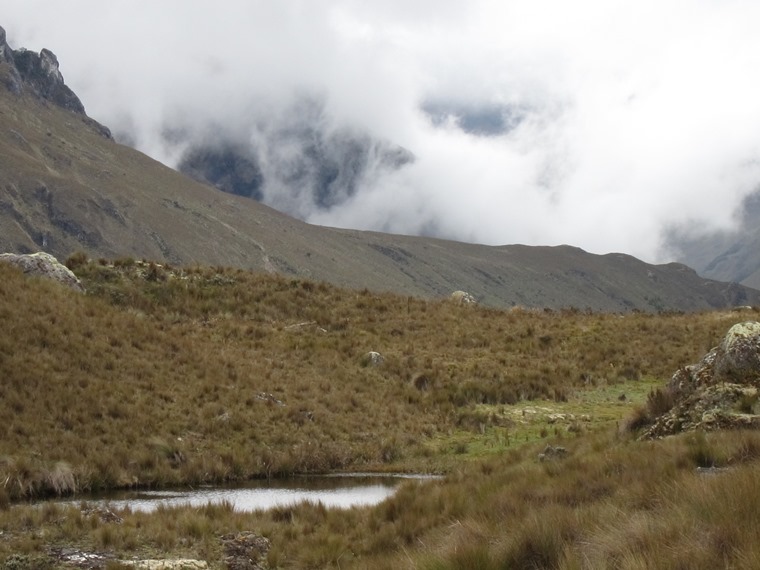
4 0 760 262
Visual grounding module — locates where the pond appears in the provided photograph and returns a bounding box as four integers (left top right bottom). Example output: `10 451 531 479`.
52 473 440 513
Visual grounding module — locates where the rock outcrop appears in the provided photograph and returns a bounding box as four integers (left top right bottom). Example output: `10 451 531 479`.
0 252 85 292
0 24 111 137
641 321 760 438
12 46 85 113
0 25 83 112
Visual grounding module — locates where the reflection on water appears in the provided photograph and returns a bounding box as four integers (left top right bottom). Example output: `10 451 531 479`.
55 474 439 513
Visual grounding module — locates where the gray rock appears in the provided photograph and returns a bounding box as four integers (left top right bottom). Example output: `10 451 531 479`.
12 46 85 113
641 321 760 439
0 252 85 292
715 322 760 382
538 444 568 461
362 351 385 367
451 290 477 305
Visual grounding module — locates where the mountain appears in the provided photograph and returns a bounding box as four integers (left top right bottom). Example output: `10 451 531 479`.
175 95 415 218
668 191 760 290
1 25 759 312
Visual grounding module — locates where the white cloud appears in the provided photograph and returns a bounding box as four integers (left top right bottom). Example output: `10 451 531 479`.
4 0 760 262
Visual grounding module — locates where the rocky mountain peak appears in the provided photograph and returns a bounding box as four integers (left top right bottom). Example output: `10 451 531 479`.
1 24 81 112
11 45 85 114
0 24 111 138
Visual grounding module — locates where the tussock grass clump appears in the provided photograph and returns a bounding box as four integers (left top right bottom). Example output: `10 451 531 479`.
623 386 679 432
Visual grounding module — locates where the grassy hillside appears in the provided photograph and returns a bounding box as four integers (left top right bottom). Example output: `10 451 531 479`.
0 256 744 499
2 257 760 568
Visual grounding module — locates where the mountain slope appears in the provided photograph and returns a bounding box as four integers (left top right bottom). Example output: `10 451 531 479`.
669 191 760 290
1 30 758 312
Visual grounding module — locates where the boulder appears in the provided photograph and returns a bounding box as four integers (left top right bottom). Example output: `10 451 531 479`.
362 351 385 367
0 252 85 292
714 322 760 382
641 321 760 438
451 290 477 305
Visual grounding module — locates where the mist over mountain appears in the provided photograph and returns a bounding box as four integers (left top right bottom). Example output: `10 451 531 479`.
7 2 760 265
174 96 414 219
667 189 760 290
421 100 525 137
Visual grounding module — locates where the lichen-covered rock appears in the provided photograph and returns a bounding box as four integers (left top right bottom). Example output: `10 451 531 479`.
0 252 85 292
641 321 760 439
714 322 760 382
451 290 477 305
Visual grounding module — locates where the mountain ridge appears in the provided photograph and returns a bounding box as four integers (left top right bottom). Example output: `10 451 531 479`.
1 25 759 312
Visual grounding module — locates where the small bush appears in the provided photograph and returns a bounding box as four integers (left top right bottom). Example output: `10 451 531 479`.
738 391 759 414
646 387 676 417
64 251 88 270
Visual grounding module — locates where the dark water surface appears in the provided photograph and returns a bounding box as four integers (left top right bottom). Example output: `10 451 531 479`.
54 473 440 513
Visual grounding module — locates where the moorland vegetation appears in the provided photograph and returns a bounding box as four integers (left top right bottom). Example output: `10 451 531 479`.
1 255 759 568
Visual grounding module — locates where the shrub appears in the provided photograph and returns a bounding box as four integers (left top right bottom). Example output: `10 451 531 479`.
646 387 676 417
64 251 88 270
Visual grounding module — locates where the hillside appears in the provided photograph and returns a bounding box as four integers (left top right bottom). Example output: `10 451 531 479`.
2 259 760 568
0 255 753 498
1 28 760 312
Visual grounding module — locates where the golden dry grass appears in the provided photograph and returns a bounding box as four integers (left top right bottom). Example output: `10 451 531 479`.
1 256 759 568
0 257 750 498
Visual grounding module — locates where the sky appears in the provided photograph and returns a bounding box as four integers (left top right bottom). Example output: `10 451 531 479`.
4 0 760 263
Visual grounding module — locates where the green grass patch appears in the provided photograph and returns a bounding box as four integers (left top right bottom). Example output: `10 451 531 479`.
425 377 664 461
